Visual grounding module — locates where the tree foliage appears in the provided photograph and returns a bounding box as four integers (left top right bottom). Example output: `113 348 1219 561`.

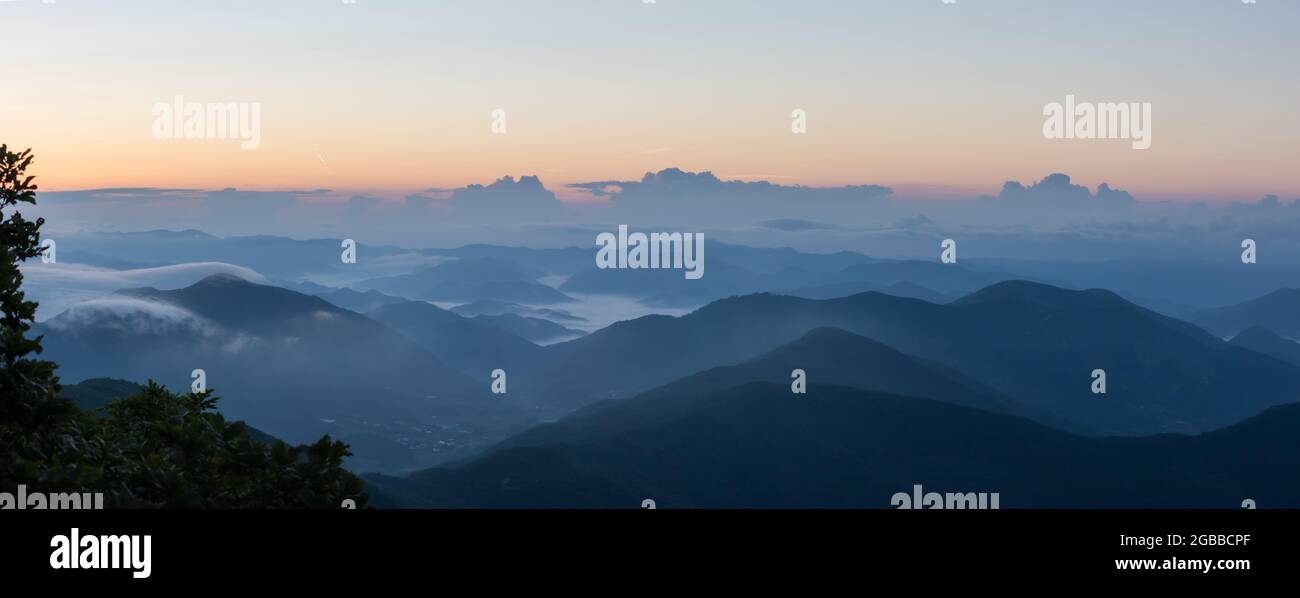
0 145 368 508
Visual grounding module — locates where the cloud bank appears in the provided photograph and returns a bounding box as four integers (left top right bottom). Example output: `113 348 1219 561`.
21 262 265 320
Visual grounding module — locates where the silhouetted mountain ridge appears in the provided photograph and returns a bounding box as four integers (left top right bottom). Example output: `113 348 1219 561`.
1192 289 1300 338
1230 326 1300 367
368 382 1300 508
536 280 1300 434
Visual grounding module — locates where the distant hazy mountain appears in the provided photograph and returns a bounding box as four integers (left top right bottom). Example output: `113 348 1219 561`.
779 280 952 303
429 242 875 287
37 274 516 472
42 229 1300 313
1230 326 1300 367
450 299 587 323
359 257 574 304
468 313 583 343
559 259 779 306
560 254 1008 308
423 245 593 277
972 258 1300 311
368 382 1300 508
704 242 875 274
552 327 1048 425
310 287 410 313
364 300 545 378
828 261 1009 295
557 241 877 307
1191 289 1300 338
538 280 1300 435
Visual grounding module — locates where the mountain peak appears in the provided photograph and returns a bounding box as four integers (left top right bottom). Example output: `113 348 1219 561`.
1228 325 1300 367
1190 288 1300 338
689 292 806 317
194 272 258 286
1233 325 1287 344
114 274 350 333
114 272 261 301
953 280 1125 310
758 327 911 365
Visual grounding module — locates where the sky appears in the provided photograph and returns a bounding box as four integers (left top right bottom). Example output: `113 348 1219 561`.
1 0 1298 203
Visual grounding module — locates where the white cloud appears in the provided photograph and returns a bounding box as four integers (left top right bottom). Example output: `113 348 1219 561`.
44 296 217 337
21 261 266 320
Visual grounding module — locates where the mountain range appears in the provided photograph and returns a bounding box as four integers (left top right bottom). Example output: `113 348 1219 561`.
1230 326 1300 367
36 274 528 472
1191 289 1300 338
535 281 1300 435
368 381 1300 508
359 257 575 304
37 252 1300 481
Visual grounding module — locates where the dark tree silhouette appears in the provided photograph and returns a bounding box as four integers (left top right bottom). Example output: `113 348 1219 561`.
0 144 78 488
